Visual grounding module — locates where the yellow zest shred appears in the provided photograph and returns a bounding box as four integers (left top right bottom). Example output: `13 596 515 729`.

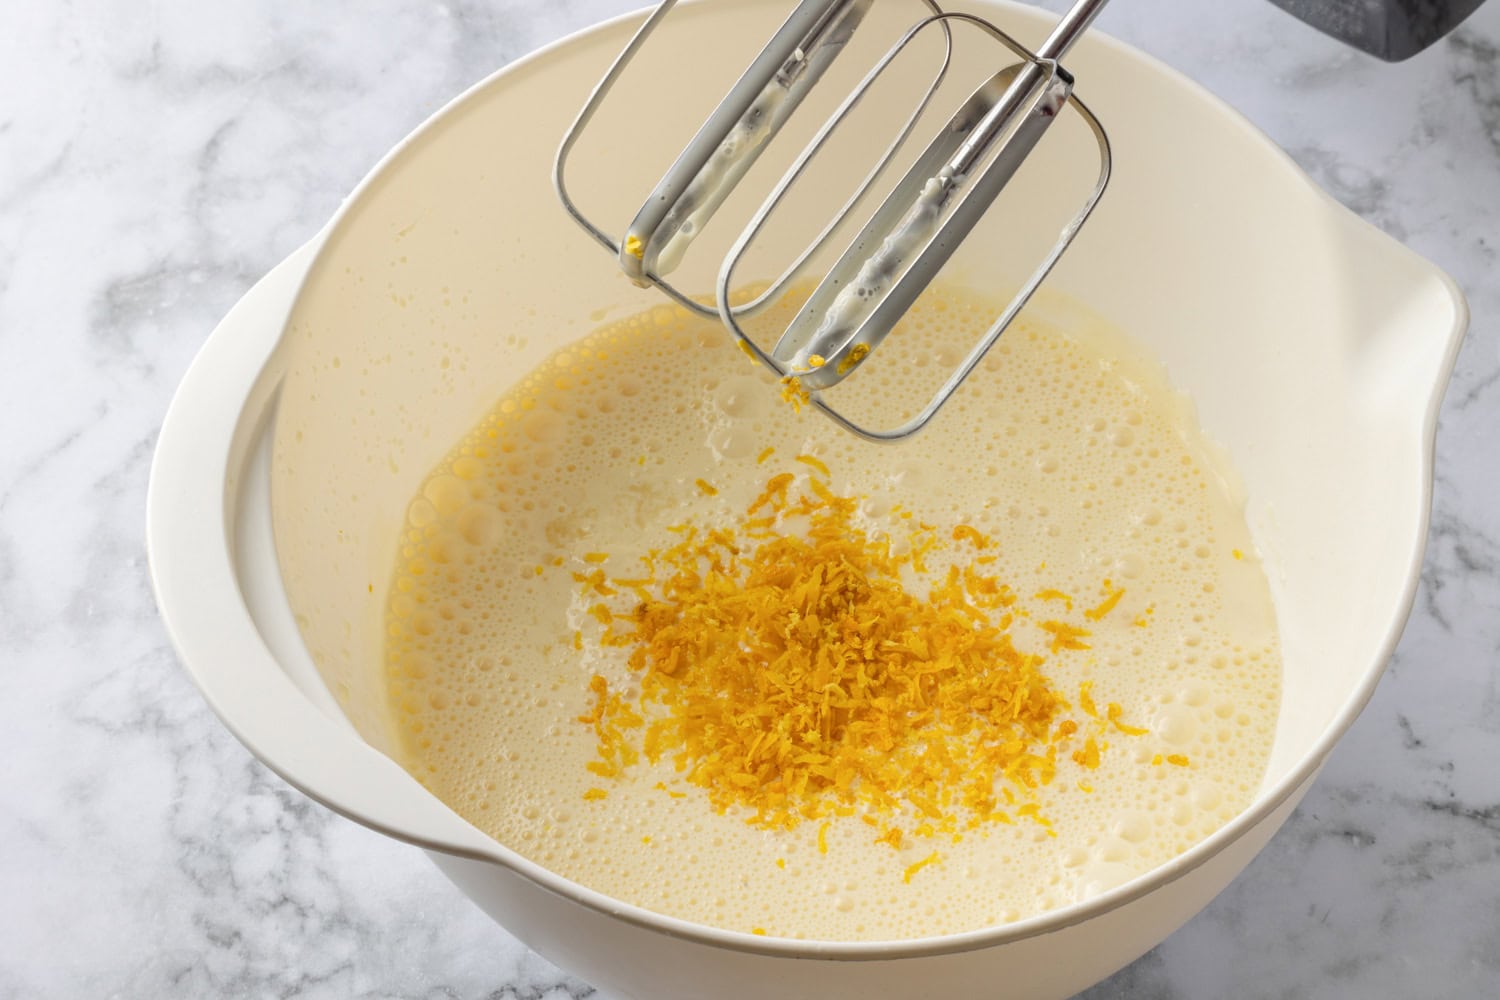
624 233 645 259
1152 754 1164 766
1078 681 1099 719
578 674 643 779
836 343 870 375
1072 737 1101 770
1167 754 1190 767
779 375 810 412
584 551 609 564
572 568 616 596
1040 620 1091 652
751 928 767 936
1084 580 1126 622
1107 702 1149 736
572 468 1149 844
583 788 607 801
952 524 993 549
695 478 719 497
651 780 687 800
903 852 941 884
757 446 775 465
1232 548 1244 560
807 354 827 368
1034 588 1073 609
796 453 831 477
776 858 786 869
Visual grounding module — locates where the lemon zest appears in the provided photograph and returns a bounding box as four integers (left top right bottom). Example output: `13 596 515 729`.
1084 580 1126 622
796 453 831 477
779 375 810 412
903 852 941 884
1107 702 1149 737
836 343 870 376
573 469 1149 840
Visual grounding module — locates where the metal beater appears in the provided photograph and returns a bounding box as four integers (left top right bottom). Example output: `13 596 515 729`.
555 0 1112 440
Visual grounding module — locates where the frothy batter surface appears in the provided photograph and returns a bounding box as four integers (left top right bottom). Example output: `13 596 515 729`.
382 287 1281 940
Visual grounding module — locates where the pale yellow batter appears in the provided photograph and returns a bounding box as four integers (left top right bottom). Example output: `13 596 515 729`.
382 287 1281 940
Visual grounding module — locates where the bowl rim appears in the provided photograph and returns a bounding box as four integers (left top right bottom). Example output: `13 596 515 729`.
151 0 1470 962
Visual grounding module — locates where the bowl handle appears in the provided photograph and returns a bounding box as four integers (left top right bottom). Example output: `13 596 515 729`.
147 239 501 862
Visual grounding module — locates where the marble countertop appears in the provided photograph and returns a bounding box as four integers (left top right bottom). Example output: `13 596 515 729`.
3 0 1497 996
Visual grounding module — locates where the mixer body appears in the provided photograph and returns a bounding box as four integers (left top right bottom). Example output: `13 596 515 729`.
1269 0 1488 59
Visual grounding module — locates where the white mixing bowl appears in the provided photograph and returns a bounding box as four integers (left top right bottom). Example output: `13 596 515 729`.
148 2 1467 997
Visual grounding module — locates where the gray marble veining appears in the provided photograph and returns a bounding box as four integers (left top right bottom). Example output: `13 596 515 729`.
2 1 1498 997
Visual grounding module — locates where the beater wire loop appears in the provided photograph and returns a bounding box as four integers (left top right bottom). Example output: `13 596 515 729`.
556 0 1112 440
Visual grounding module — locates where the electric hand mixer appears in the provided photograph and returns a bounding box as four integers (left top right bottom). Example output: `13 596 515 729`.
554 0 1488 439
